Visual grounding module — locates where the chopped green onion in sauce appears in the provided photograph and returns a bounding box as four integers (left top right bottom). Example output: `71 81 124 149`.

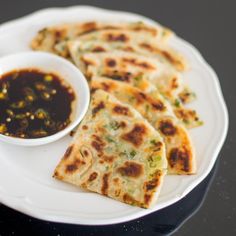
0 69 75 139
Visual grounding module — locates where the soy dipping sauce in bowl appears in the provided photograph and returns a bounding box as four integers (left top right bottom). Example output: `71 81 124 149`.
0 51 90 146
0 69 75 139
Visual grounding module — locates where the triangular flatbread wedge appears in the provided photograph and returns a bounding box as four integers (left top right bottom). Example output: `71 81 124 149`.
91 77 196 174
31 21 172 59
53 89 167 208
68 29 187 71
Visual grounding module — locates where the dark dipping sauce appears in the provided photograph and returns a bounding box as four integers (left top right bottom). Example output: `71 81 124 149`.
0 69 75 139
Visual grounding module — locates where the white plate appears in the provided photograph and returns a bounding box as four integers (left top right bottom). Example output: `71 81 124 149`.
0 6 228 225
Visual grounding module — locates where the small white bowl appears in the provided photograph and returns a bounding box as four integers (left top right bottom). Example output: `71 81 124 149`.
0 51 90 146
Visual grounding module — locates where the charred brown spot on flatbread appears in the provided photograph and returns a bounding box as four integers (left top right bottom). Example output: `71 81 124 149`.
105 33 129 42
101 173 110 195
150 141 163 152
88 172 98 182
134 91 147 104
138 62 154 70
80 21 98 34
151 101 165 111
121 124 147 147
169 147 190 172
159 120 177 136
53 170 62 179
90 87 97 94
92 134 105 143
132 91 165 111
119 121 127 128
103 72 131 82
65 163 78 173
105 58 117 67
117 161 143 178
54 29 67 42
144 194 152 206
114 189 121 197
179 91 194 104
122 58 155 70
91 141 104 152
92 101 105 116
62 145 74 160
38 28 47 36
103 26 120 30
123 193 139 206
69 130 76 137
139 42 155 51
174 108 199 124
101 155 115 163
144 170 161 191
91 134 106 152
82 125 88 130
171 77 179 89
92 46 106 52
113 105 131 116
80 182 88 189
140 42 166 62
132 25 157 36
100 82 112 91
83 149 89 157
65 160 85 173
161 50 177 64
145 96 165 111
113 177 119 184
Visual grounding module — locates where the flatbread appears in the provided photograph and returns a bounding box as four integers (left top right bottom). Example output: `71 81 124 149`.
31 21 172 59
173 107 203 128
69 50 202 128
68 33 195 103
91 77 196 174
69 50 184 102
53 89 167 208
67 29 187 71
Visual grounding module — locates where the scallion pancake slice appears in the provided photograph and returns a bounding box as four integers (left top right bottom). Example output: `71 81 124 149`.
91 78 196 174
54 89 167 208
68 29 187 71
31 21 172 59
69 50 184 102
